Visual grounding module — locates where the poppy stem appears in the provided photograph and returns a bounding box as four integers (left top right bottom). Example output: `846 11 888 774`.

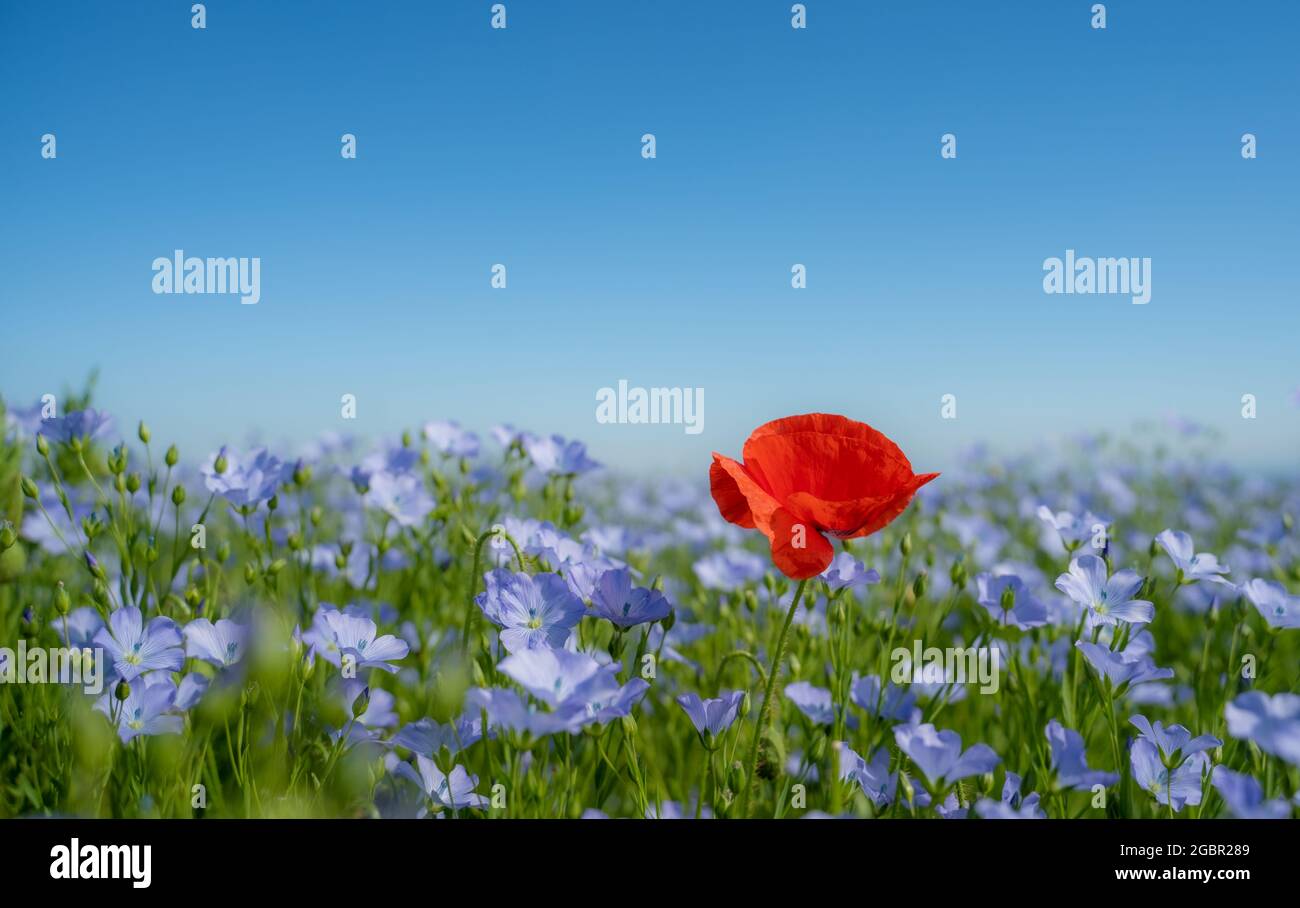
740 578 807 819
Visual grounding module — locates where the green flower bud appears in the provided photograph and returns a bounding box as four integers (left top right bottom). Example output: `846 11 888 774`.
949 560 968 590
165 444 179 467
620 714 638 737
20 476 39 500
137 421 151 444
1000 584 1016 612
899 532 913 557
738 691 752 720
351 686 371 719
0 521 16 552
309 506 323 527
115 680 131 701
125 472 142 494
912 572 928 599
267 558 286 576
286 531 303 551
243 563 258 584
213 454 228 475
171 485 186 507
113 473 126 493
55 581 71 615
35 434 49 457
216 541 231 563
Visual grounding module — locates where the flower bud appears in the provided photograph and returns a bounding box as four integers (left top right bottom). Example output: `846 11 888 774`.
899 532 913 557
165 444 179 467
213 454 228 475
1000 584 1016 613
126 472 142 494
171 485 186 507
351 686 371 719
950 560 968 590
55 581 71 615
912 572 928 599
20 476 39 500
0 521 16 552
109 444 127 475
137 421 151 444
35 434 49 457
293 461 311 487
115 679 131 701
243 563 258 584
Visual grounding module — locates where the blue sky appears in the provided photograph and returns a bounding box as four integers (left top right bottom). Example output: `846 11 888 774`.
2 1 1297 474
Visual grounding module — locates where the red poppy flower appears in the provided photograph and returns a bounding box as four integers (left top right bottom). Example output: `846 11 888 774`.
709 413 938 580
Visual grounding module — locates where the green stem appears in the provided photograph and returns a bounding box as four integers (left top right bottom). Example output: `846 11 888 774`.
740 578 807 819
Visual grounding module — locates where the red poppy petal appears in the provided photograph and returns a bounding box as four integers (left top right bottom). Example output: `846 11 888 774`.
709 454 781 532
767 508 835 579
785 471 939 537
742 414 917 505
840 472 940 538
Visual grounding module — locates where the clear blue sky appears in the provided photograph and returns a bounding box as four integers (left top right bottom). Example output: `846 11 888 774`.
2 1 1297 473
